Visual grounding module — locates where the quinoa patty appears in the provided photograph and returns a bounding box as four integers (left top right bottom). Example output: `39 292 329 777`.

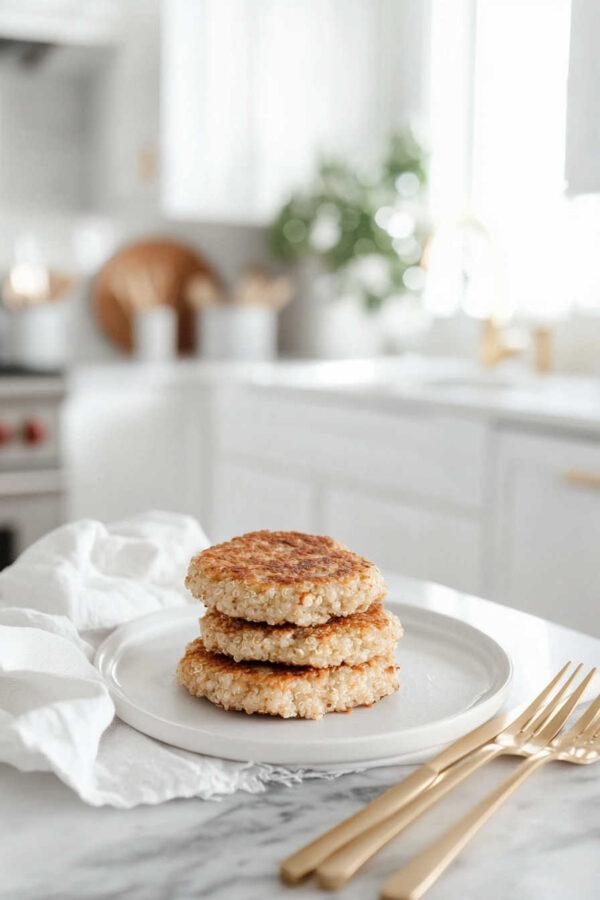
185 530 386 625
177 638 399 720
200 602 402 668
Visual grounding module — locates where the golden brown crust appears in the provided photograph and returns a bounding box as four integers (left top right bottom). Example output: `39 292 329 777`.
204 600 387 636
200 602 403 668
186 531 373 589
176 637 399 719
185 531 386 625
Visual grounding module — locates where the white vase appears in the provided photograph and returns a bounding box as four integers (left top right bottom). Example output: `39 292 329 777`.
280 258 381 359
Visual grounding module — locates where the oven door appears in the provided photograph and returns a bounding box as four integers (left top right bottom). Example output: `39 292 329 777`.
0 470 64 569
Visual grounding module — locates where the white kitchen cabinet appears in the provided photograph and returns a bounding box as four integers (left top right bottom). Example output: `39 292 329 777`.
491 429 600 636
64 382 208 525
161 0 422 223
322 486 482 595
211 460 315 541
0 1 160 216
0 0 121 46
64 368 600 636
216 388 488 509
213 385 485 591
88 0 161 213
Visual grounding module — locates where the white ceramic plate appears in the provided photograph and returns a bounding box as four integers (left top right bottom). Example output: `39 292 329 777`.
95 601 512 766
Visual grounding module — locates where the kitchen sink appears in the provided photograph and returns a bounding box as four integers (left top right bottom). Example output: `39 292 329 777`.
424 376 536 392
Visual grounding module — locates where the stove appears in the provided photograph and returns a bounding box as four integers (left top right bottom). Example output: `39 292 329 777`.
0 364 62 378
0 367 65 569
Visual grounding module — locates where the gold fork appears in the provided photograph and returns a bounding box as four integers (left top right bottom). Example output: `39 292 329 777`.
282 663 577 885
381 669 600 900
314 663 590 889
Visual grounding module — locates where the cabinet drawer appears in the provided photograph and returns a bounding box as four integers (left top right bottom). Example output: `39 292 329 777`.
217 389 487 509
492 429 600 635
322 487 482 595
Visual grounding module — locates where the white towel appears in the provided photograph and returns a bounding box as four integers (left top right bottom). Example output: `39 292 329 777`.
0 512 346 808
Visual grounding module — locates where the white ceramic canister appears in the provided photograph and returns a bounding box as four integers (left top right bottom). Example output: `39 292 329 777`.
197 306 277 360
280 258 382 358
8 301 68 369
133 305 177 362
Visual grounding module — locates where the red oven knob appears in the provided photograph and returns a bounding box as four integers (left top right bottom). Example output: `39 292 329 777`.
22 417 48 446
0 421 13 446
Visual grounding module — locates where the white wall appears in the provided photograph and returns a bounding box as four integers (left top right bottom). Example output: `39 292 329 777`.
0 65 89 210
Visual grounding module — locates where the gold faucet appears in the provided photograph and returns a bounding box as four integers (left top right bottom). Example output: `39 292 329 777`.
479 318 553 373
531 325 553 374
479 318 521 368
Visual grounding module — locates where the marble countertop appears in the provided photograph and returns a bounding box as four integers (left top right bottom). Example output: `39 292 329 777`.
69 355 600 436
2 575 599 900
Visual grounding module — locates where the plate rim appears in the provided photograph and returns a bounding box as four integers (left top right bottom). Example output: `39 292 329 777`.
95 601 512 765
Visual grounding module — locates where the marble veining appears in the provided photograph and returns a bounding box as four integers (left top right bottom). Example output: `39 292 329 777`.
2 758 599 900
0 748 600 900
2 577 600 899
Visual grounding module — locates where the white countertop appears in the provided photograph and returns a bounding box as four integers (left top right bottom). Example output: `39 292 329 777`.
2 575 599 900
69 355 600 436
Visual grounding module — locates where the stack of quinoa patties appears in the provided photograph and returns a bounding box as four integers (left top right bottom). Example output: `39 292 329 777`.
177 530 403 720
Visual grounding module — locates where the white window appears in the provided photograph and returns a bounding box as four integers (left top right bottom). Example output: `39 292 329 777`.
427 0 573 320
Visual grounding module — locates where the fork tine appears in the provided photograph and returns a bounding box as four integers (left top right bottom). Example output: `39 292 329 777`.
518 664 582 740
535 668 597 743
561 689 600 742
508 662 571 734
578 695 600 741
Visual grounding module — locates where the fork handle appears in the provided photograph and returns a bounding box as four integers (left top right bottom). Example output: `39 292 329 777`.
280 766 438 883
380 752 551 900
316 743 501 889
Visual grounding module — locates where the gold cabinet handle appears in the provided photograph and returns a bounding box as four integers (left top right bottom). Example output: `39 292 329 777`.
564 469 600 490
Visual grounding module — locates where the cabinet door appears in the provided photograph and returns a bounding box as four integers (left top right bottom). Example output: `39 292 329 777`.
216 388 487 509
322 487 482 595
161 0 415 222
492 430 600 636
90 2 160 211
212 460 315 541
64 385 204 524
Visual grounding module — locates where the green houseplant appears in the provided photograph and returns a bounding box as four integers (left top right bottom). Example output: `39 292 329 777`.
270 130 429 314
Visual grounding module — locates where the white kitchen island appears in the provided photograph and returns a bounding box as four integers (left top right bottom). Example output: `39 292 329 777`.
2 575 599 900
65 357 600 636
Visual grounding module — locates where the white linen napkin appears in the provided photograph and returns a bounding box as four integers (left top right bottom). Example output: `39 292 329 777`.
0 512 354 808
